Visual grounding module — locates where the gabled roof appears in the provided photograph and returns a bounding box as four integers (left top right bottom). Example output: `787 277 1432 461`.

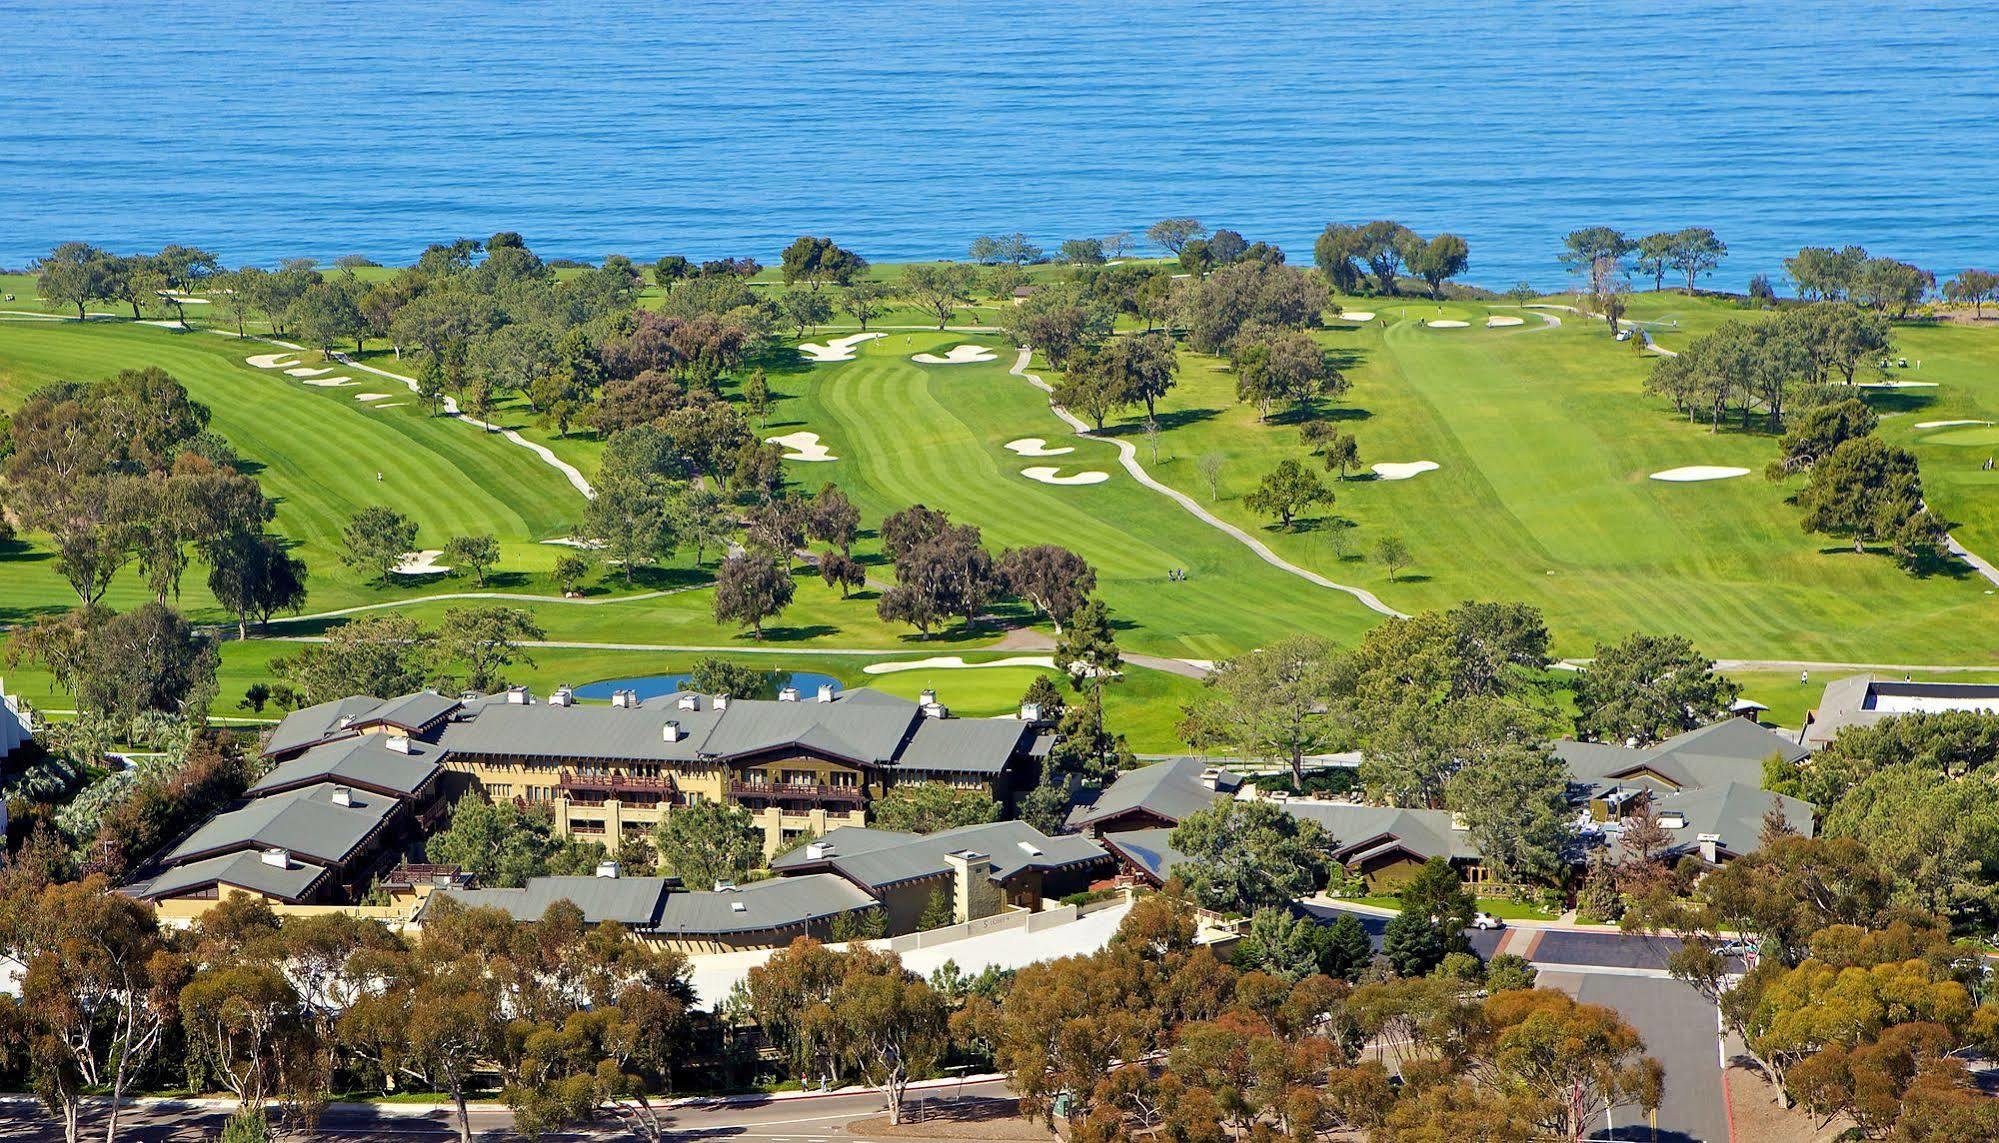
897 717 1033 776
441 698 727 763
264 695 383 756
653 874 877 935
694 690 919 764
771 821 1111 890
248 735 442 799
1066 757 1238 830
1281 803 1480 863
1634 782 1816 860
362 691 462 734
165 783 398 867
128 849 329 903
1101 828 1188 884
1558 718 1808 797
429 876 672 926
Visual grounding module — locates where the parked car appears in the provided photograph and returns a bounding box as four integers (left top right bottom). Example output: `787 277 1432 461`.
1715 938 1759 958
1470 912 1505 930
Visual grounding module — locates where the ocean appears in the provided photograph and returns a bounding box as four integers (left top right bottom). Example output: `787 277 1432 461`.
3 0 1994 289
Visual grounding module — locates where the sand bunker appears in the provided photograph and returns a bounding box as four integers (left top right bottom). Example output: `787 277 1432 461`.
1427 320 1470 329
1859 379 1938 389
540 537 603 550
354 392 393 401
766 431 838 462
1650 466 1750 482
301 377 353 387
1005 437 1075 457
369 402 408 408
285 366 336 378
1487 315 1525 327
394 550 452 575
862 655 1057 676
1022 466 1109 486
161 294 210 305
913 344 998 365
798 332 884 363
1333 311 1375 322
1372 461 1440 481
245 352 300 369
1916 420 1993 429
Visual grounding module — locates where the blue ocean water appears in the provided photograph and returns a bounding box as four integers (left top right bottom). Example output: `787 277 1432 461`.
3 1 1994 289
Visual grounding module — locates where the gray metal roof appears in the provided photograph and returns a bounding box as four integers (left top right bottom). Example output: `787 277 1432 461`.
1801 674 1999 749
653 873 877 935
775 820 1110 890
1281 802 1480 862
166 782 398 867
130 849 329 902
1635 782 1816 860
1557 718 1809 797
898 717 1032 776
429 875 673 926
441 699 726 763
264 695 382 756
1102 828 1188 883
1067 757 1238 830
248 735 441 798
364 691 462 733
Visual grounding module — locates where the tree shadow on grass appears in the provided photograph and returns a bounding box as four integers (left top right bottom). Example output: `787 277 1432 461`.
1384 572 1432 584
1099 407 1224 437
748 624 839 642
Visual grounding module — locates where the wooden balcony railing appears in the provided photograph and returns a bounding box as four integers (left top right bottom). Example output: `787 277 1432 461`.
729 780 865 805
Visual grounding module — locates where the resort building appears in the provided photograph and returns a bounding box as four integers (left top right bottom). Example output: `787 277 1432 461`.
1066 756 1240 836
254 684 1045 856
0 681 32 763
1800 674 1999 749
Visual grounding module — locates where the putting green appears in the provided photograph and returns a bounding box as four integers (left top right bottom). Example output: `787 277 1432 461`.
1925 425 1999 447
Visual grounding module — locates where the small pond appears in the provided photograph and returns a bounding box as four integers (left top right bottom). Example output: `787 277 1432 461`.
571 671 843 703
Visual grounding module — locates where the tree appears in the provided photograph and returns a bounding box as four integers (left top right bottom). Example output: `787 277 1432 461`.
827 950 949 1124
1380 909 1446 978
1195 452 1226 501
441 533 500 587
1797 435 1944 562
551 552 592 594
1231 328 1344 420
582 473 675 584
74 602 219 733
840 280 894 329
1354 221 1416 293
1821 768 1999 929
1099 331 1179 422
1942 268 1999 317
1573 633 1740 744
713 553 794 640
1636 232 1675 292
1060 238 1107 266
1053 596 1121 694
206 531 309 640
1313 223 1367 294
818 549 866 597
1400 856 1477 934
423 799 592 887
805 483 860 554
1181 635 1337 786
877 525 998 634
1668 227 1728 292
653 801 763 888
1147 218 1207 256
1 876 187 1143
1559 227 1634 297
341 506 418 587
779 288 832 338
685 655 777 699
1405 234 1470 298
1232 907 1342 983
1301 422 1363 481
435 605 543 692
1855 256 1933 317
1769 397 1877 478
779 236 867 288
999 544 1097 632
901 263 977 329
271 613 434 704
1169 800 1335 915
1482 988 1664 1140
34 242 111 320
1444 747 1574 886
1244 460 1330 530
1373 534 1411 581
867 784 1000 833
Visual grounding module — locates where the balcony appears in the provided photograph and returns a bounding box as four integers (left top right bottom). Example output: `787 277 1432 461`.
729 779 866 806
557 770 678 804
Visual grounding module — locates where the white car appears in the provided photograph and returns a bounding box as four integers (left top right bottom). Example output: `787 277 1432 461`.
1470 912 1505 930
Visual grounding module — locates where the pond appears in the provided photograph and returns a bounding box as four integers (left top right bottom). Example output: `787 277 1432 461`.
571 671 844 703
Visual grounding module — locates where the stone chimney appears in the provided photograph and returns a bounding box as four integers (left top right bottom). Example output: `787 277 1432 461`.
1198 767 1223 791
943 851 1001 924
385 734 415 754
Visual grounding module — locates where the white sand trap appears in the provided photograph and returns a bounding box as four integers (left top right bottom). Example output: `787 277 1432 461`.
540 536 603 550
1022 466 1109 486
797 332 884 363
766 430 838 462
394 550 452 575
1005 437 1075 457
862 655 1057 676
1650 466 1750 482
285 366 336 378
301 377 353 387
137 319 188 329
369 402 408 409
1332 311 1375 322
245 352 300 369
913 344 998 365
1916 420 1993 429
162 294 210 305
1371 461 1440 481
1487 315 1525 327
1859 380 1938 389
353 392 393 401
1427 320 1470 329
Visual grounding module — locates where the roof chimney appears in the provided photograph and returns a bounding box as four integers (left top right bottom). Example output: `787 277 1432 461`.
714 694 730 711
678 693 699 711
1198 767 1222 791
1020 702 1041 722
662 721 685 743
778 685 800 702
919 688 937 707
507 685 531 705
1697 833 1721 863
817 683 836 702
612 689 634 709
806 840 835 860
551 686 574 707
1658 811 1687 830
385 735 415 754
331 786 354 807
596 860 620 879
714 880 737 892
260 847 290 868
